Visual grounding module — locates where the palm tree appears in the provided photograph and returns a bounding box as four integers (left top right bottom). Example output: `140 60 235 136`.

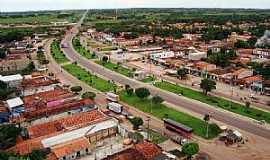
203 114 210 138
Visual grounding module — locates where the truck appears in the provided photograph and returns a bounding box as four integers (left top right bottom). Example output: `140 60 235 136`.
106 92 119 102
61 43 68 48
107 102 123 114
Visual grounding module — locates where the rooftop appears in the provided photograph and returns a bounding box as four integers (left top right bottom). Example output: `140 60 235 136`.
0 74 23 82
6 97 24 110
27 109 105 139
103 141 162 160
51 137 91 158
20 76 60 89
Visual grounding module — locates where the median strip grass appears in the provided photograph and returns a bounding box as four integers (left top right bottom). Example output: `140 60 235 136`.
96 61 133 77
62 63 115 92
50 40 69 64
72 36 94 59
155 81 270 123
119 91 221 139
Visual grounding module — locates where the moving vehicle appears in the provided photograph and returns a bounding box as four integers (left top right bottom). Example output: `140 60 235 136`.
106 92 119 102
107 102 123 114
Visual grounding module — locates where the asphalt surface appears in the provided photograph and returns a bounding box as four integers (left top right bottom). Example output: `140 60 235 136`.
60 11 270 139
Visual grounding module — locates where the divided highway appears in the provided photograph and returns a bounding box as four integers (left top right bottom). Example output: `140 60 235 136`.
60 11 270 139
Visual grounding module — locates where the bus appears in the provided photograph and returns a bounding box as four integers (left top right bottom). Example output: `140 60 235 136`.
164 119 193 139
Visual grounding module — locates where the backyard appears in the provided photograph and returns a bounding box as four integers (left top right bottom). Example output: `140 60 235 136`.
154 81 270 123
119 91 221 139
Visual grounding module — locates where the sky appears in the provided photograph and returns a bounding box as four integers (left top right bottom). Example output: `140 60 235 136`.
1 0 270 12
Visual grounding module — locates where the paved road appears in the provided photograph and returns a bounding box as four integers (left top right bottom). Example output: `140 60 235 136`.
60 12 270 139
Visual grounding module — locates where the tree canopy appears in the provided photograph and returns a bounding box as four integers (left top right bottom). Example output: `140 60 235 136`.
200 78 216 95
182 143 199 160
135 87 151 99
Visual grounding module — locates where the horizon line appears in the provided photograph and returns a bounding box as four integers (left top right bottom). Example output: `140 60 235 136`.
1 7 270 13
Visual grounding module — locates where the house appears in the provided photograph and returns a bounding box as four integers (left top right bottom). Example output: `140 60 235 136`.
238 75 263 88
10 109 120 160
6 97 24 116
0 54 30 73
179 47 207 61
0 74 23 88
103 141 162 160
236 49 253 58
19 75 61 96
253 48 270 59
21 89 95 120
263 80 270 96
232 68 253 81
49 137 91 160
0 102 9 123
150 51 175 62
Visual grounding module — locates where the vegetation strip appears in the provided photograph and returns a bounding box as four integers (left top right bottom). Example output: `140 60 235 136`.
95 60 133 77
50 40 69 64
119 91 221 139
72 36 94 59
154 81 270 123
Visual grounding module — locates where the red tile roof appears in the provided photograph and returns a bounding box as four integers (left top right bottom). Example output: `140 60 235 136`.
135 141 162 160
20 76 60 89
103 141 162 160
23 89 75 108
9 137 43 155
23 98 95 120
27 109 104 139
51 137 91 158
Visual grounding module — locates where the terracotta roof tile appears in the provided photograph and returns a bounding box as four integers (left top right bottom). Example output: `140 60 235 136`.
20 76 60 89
27 109 104 139
135 141 162 160
9 137 43 155
51 137 91 158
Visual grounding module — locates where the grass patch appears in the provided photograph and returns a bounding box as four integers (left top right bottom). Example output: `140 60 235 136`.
154 81 270 123
119 91 220 139
50 40 69 64
62 63 115 92
72 36 94 59
140 76 156 83
96 61 133 77
148 129 168 144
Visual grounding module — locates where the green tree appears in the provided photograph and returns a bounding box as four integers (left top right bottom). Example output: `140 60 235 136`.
28 150 47 160
0 124 21 150
203 114 210 138
130 117 144 130
102 56 109 64
135 87 150 99
234 40 250 48
82 92 96 100
182 143 199 160
200 79 216 95
70 86 82 94
177 68 187 80
0 48 7 59
126 88 134 96
151 95 164 105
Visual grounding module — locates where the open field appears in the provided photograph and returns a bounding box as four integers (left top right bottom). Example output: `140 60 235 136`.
119 91 221 139
0 11 83 24
155 81 270 123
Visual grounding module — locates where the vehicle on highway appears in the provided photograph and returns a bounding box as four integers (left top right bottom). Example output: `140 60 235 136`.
164 118 193 139
106 92 120 102
171 135 189 146
107 102 123 114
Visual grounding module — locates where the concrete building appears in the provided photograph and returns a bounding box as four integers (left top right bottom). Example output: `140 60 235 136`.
0 74 23 88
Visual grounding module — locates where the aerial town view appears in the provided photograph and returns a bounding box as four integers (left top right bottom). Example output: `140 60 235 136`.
1 0 270 160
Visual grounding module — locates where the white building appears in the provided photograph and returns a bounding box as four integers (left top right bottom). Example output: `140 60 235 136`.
150 51 175 61
0 74 23 88
6 97 24 113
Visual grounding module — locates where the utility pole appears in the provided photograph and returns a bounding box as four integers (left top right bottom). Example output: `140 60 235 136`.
146 116 151 140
